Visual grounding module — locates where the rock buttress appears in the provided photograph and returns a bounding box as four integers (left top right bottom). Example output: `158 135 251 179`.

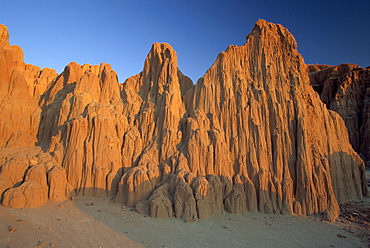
180 19 367 219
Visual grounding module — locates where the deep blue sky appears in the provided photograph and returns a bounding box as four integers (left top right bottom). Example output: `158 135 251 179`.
2 1 369 82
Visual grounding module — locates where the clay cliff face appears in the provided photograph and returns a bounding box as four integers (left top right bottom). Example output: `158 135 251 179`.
0 24 57 149
0 20 367 221
309 64 370 166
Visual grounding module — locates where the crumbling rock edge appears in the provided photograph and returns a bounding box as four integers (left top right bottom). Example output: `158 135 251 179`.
308 63 370 166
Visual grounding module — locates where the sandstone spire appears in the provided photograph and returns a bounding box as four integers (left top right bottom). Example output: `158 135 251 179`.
0 24 10 48
116 43 192 207
173 19 367 220
0 24 39 148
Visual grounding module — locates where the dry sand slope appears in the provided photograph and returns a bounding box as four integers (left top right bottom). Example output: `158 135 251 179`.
1 196 369 248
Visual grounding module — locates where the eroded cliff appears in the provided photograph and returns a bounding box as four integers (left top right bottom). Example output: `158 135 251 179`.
0 20 367 221
309 64 370 166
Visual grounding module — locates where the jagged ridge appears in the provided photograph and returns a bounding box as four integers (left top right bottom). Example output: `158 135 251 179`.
0 20 367 222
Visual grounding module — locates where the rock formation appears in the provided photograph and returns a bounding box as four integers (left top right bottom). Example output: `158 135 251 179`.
0 20 367 222
309 64 370 166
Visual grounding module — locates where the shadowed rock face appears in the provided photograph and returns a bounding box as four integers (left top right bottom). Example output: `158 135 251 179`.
0 20 367 222
309 64 370 166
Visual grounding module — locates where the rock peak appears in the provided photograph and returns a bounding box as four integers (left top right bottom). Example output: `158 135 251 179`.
150 42 174 52
0 24 10 48
246 19 298 50
255 18 268 26
145 42 178 69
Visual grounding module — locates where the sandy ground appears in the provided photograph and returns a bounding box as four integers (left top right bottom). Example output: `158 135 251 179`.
0 170 369 248
0 194 369 248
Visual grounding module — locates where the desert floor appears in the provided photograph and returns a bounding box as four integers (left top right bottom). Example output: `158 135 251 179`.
0 193 369 248
1 171 369 248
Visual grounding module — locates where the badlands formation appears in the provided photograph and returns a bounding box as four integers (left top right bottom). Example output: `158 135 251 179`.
309 64 370 166
0 20 368 222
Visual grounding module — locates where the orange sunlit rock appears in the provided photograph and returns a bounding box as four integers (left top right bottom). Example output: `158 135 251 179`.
0 20 367 222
